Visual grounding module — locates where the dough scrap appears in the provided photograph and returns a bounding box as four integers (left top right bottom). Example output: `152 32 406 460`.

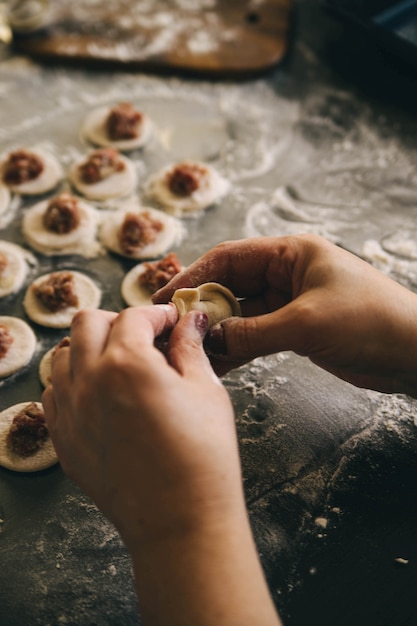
100 204 185 260
68 151 137 201
0 316 37 378
82 104 153 151
0 241 34 298
0 148 63 195
23 270 101 328
0 402 58 472
144 160 230 217
172 282 241 327
22 196 101 257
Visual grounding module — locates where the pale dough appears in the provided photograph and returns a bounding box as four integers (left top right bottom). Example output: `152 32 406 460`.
0 402 58 472
100 204 185 260
0 241 34 298
172 282 241 327
82 104 153 151
0 148 63 195
39 338 70 387
144 160 230 217
22 197 101 257
23 270 101 328
68 152 137 200
121 261 185 307
0 184 11 216
0 316 37 378
39 345 55 387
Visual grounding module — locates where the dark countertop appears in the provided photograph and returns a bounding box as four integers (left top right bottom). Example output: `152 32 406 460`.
0 2 417 625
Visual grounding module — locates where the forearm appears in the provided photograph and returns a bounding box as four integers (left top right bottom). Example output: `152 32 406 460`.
129 507 282 626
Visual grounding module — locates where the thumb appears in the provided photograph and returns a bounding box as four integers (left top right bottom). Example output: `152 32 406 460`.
205 303 309 363
167 311 215 379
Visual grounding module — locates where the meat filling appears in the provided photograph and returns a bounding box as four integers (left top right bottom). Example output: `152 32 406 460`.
78 148 125 184
6 402 49 457
166 163 208 197
118 211 163 255
139 252 182 293
0 324 13 359
33 271 78 312
106 102 143 140
2 149 44 186
43 193 81 234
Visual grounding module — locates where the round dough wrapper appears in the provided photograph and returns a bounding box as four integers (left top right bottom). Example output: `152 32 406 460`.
0 316 37 378
82 105 153 151
0 241 33 298
121 261 185 307
68 152 137 200
100 205 185 260
0 148 63 195
0 402 58 472
144 161 230 217
172 282 241 327
22 197 101 257
0 184 11 216
39 345 55 387
23 270 101 328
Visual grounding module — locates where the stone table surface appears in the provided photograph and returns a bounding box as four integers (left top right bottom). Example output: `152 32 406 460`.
0 1 416 625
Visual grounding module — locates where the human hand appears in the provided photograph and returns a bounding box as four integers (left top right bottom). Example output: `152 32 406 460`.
42 305 242 550
153 234 417 396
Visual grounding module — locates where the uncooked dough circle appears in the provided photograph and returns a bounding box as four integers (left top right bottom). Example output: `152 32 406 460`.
0 184 11 216
0 241 33 298
23 270 101 328
121 260 185 307
100 204 185 260
0 402 58 472
82 104 153 151
22 197 101 257
144 160 230 217
0 316 37 378
68 151 137 200
172 282 241 327
0 148 63 195
39 345 55 387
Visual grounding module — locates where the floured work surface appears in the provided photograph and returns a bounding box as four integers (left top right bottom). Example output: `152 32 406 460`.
11 0 293 77
1 13 417 626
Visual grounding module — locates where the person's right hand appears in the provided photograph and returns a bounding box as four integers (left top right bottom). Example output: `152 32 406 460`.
153 234 417 397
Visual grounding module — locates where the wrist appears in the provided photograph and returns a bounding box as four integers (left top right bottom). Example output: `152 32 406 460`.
129 505 281 626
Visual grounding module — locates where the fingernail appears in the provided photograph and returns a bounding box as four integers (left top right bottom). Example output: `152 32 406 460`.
205 323 226 355
194 312 209 338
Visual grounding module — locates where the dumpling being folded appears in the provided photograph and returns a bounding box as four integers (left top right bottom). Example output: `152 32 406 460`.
172 282 241 327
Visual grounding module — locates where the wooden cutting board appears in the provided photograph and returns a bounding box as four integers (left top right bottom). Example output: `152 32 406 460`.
12 0 293 78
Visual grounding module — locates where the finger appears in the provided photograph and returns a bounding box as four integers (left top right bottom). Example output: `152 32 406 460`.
41 385 58 433
166 311 216 380
205 299 311 362
70 309 118 379
152 237 281 303
105 304 179 355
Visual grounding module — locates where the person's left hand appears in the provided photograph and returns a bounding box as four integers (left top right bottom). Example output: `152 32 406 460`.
42 305 243 552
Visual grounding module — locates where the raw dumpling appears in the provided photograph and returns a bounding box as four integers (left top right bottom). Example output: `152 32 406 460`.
172 282 241 327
